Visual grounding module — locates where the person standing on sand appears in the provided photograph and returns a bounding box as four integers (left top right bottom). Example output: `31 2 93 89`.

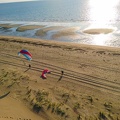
29 64 31 68
58 70 64 81
61 70 64 75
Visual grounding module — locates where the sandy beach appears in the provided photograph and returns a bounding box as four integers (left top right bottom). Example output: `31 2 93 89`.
0 35 120 120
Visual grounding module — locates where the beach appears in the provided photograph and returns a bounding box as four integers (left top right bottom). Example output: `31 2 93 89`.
0 35 120 120
0 0 120 119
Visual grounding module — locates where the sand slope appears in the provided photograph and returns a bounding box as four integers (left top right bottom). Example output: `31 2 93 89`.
0 36 120 120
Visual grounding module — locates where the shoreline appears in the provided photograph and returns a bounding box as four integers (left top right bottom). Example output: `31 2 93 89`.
0 22 120 47
0 35 120 120
0 35 120 49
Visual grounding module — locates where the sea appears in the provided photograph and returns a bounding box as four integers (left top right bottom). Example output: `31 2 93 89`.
0 0 120 47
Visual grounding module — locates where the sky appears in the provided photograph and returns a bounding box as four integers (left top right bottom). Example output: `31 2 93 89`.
0 0 39 3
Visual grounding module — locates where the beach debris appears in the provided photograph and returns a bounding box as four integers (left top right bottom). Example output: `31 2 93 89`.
0 91 10 99
41 69 51 79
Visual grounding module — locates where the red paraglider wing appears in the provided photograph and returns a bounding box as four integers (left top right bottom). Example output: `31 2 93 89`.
41 69 51 79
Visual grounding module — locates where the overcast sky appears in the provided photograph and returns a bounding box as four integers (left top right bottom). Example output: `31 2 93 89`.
0 0 39 3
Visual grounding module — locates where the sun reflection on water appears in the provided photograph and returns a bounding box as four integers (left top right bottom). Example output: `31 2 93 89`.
86 0 119 46
92 34 110 46
89 0 119 23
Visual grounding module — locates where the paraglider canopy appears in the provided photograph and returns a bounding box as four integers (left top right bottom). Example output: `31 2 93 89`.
18 49 32 61
41 69 51 79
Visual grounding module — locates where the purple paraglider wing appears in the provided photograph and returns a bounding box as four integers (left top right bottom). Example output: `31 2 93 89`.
18 49 32 61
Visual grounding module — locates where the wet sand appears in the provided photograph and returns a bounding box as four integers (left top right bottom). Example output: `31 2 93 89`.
83 28 114 34
52 27 80 39
35 26 64 37
16 25 45 32
0 24 80 39
0 24 21 29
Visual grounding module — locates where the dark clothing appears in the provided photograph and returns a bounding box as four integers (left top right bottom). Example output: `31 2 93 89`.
61 71 64 75
29 64 31 68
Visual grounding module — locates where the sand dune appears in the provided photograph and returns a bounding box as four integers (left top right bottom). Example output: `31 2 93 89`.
0 36 120 120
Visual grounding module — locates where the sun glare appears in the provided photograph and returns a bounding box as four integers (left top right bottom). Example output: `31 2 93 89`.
89 0 119 23
89 0 119 7
85 0 119 46
92 34 109 46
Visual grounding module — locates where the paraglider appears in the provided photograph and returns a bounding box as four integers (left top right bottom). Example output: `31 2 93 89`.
41 69 51 79
18 49 32 61
18 49 32 69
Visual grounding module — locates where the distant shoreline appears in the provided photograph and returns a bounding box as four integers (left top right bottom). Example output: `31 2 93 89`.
0 35 120 50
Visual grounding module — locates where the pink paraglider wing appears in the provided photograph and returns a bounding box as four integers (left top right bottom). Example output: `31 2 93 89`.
41 69 51 79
